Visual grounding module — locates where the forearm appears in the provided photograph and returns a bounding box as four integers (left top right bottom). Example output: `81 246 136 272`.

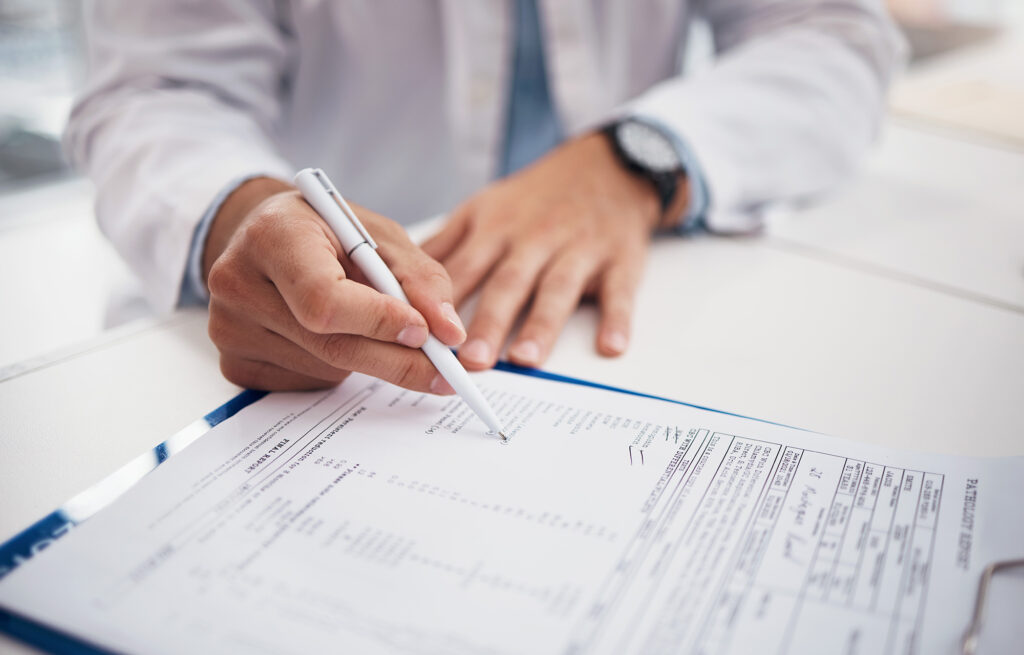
66 89 294 311
67 0 294 311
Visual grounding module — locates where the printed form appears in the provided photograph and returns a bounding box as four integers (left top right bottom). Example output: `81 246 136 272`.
0 370 1021 654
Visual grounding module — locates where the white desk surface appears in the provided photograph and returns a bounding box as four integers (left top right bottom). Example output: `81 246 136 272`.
889 23 1024 147
1 120 1023 653
0 178 146 371
770 121 1024 313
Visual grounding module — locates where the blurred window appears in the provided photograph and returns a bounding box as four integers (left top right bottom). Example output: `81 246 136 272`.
0 0 81 190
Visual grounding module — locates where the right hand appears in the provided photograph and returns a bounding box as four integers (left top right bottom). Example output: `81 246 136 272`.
202 178 467 392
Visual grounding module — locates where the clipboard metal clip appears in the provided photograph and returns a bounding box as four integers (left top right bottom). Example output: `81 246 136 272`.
961 558 1024 655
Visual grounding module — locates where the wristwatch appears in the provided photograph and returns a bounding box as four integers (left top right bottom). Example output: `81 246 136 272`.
602 118 684 215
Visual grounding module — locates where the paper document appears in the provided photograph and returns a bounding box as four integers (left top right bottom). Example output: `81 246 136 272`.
0 369 1021 654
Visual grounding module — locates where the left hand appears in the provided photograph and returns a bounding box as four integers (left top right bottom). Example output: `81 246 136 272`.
422 132 686 370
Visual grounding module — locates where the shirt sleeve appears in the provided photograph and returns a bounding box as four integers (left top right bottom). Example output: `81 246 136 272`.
625 0 907 233
179 174 281 306
621 114 711 233
65 1 296 312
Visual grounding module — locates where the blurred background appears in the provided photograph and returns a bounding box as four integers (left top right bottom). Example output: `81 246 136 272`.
0 0 77 189
0 0 1022 372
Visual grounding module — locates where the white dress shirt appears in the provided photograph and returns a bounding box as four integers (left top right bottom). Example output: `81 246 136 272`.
66 0 905 312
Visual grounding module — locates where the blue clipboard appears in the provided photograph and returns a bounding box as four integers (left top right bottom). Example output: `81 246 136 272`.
0 363 803 655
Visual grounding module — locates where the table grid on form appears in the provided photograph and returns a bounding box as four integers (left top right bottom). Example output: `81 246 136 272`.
572 430 943 655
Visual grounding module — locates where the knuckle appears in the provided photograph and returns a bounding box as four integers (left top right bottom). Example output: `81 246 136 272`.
393 355 429 390
524 228 559 251
543 211 581 241
428 270 453 297
525 313 560 338
451 248 492 278
206 311 232 348
370 215 404 242
369 299 404 338
607 271 639 299
468 313 505 341
404 266 453 304
207 257 242 300
220 356 256 388
384 217 407 238
238 211 279 251
317 333 358 367
543 268 580 293
332 370 353 385
419 259 452 287
604 294 633 319
491 262 531 292
293 280 334 333
369 310 391 341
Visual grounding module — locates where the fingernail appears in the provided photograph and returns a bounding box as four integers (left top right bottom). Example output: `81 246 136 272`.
509 340 541 366
430 374 455 395
460 339 492 366
604 330 629 354
441 302 466 337
397 325 428 348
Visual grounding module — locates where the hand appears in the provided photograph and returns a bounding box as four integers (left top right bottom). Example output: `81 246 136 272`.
202 178 466 392
422 132 687 370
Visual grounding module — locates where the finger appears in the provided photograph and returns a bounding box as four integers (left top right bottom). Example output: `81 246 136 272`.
459 247 551 370
596 252 646 357
214 220 429 346
441 228 506 305
420 203 472 262
210 311 358 384
209 286 454 393
211 297 455 394
380 240 466 348
211 283 356 367
506 250 595 367
219 355 337 392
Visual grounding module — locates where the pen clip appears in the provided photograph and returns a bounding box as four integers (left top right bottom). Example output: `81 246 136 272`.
311 168 378 250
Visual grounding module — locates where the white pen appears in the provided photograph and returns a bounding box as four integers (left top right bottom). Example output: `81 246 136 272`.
294 168 508 442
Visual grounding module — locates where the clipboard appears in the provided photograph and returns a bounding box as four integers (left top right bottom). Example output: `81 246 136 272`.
0 364 1017 654
0 364 799 654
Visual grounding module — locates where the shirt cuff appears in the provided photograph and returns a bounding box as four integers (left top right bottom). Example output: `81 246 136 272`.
625 114 710 234
178 173 277 306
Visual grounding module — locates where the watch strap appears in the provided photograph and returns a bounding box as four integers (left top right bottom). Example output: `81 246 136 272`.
602 122 681 214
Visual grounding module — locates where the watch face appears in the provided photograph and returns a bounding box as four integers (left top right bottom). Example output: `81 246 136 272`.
617 120 680 173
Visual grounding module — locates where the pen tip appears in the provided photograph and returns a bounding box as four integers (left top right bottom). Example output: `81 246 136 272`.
499 431 508 442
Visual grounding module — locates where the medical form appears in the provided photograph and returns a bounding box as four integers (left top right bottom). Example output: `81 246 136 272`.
0 368 1020 654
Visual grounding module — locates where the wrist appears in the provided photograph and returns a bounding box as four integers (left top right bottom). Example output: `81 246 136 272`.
582 133 660 233
599 120 691 233
658 173 690 231
202 177 294 284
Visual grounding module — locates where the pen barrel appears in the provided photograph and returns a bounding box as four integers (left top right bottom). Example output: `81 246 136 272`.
294 169 367 251
421 338 504 435
348 231 505 436
349 245 409 302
